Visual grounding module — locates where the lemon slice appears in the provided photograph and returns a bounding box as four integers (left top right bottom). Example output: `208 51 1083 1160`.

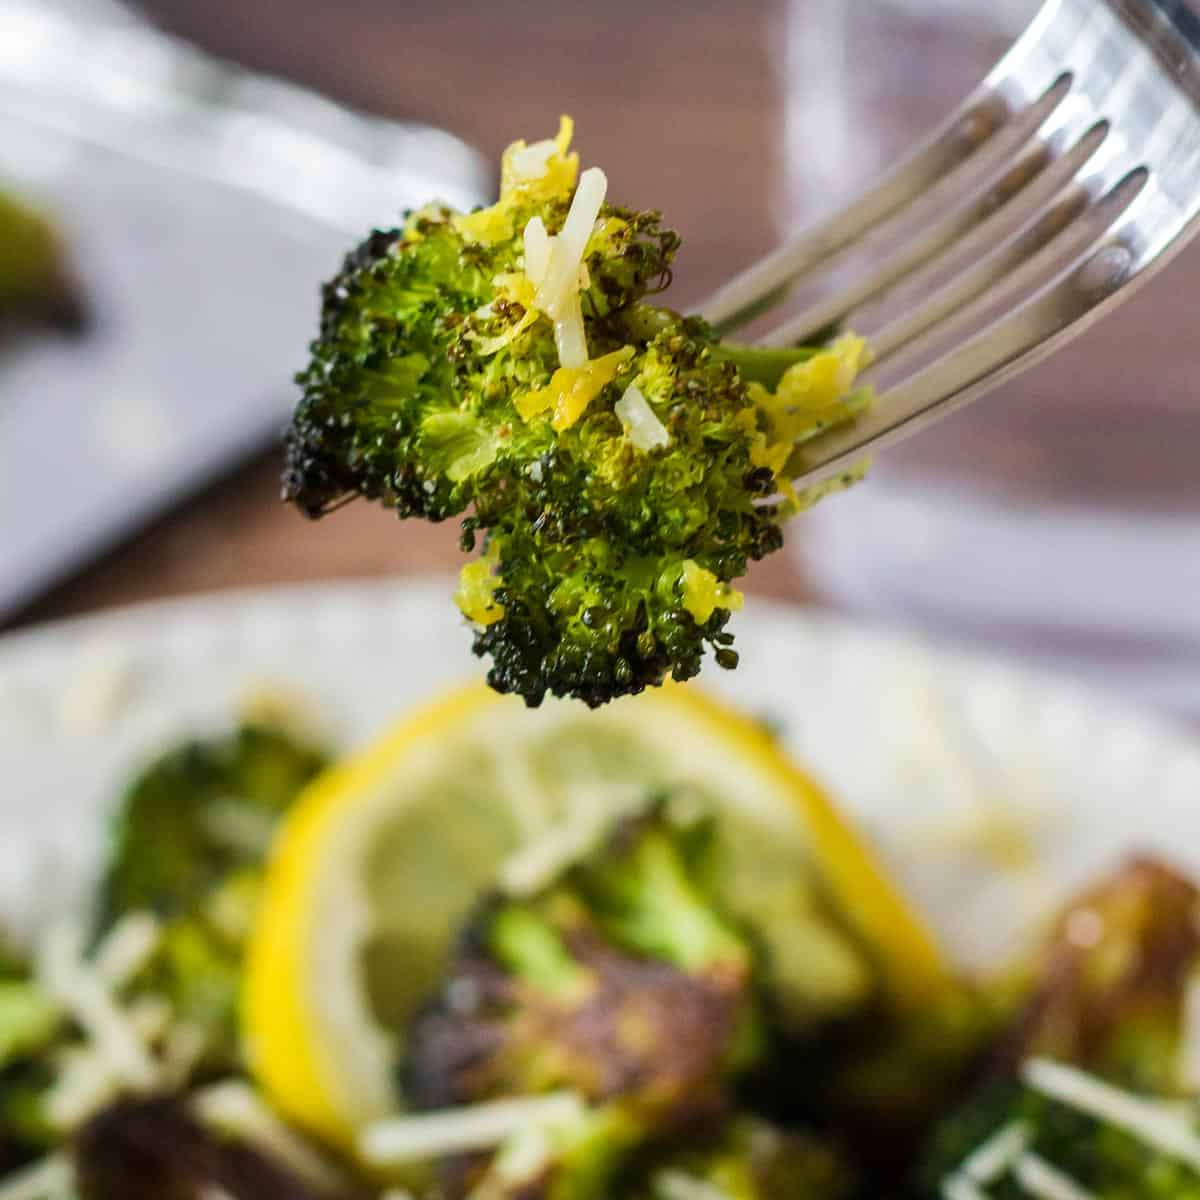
244 681 945 1147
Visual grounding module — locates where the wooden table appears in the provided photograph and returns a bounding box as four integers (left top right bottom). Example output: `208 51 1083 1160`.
15 0 819 627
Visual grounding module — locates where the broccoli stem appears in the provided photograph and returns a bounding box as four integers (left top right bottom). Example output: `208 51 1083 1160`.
573 831 746 974
712 342 820 390
487 905 590 999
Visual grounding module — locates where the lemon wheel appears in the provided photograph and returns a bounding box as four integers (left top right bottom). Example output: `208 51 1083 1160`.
244 680 945 1148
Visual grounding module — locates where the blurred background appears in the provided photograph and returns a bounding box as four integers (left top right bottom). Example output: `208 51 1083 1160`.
2 0 1198 716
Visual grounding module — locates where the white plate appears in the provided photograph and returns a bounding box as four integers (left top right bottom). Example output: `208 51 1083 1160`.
1 578 1198 972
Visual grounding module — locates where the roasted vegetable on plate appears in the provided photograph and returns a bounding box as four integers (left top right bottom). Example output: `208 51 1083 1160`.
3 683 1200 1200
284 121 871 708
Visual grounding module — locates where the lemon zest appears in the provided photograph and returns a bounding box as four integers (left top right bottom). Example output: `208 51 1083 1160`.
454 117 579 247
515 346 634 432
749 332 874 488
678 561 745 625
455 551 506 626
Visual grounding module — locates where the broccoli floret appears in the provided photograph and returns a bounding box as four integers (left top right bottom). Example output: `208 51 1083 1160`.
284 119 870 707
98 723 328 925
626 1116 856 1200
404 805 765 1198
73 1096 363 1200
96 723 328 1071
915 857 1200 1198
0 187 85 332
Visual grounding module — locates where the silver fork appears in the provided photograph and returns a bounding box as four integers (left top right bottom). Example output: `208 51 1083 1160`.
704 0 1200 488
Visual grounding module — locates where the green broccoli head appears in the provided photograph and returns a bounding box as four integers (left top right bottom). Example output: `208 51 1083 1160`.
403 806 764 1198
916 857 1200 1198
96 722 328 1072
917 1075 1200 1200
284 119 869 707
405 806 759 1114
98 723 328 928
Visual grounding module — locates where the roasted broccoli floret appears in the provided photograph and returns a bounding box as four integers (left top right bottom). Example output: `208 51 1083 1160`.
96 722 328 1071
404 805 765 1198
74 1096 363 1200
0 188 85 332
916 856 1200 1198
284 119 870 707
98 723 328 925
626 1116 856 1200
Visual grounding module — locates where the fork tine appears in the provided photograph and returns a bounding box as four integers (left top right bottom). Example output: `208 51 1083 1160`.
700 88 1016 333
870 168 1147 369
744 0 1200 487
702 0 1099 340
789 174 1152 487
865 181 1092 363
755 139 1054 348
758 116 1112 349
855 111 1130 362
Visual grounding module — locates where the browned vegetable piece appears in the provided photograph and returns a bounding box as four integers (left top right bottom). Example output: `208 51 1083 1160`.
74 1097 364 1200
993 854 1200 1090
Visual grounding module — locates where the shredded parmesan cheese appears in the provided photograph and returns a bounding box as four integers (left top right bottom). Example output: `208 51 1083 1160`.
194 1081 346 1193
1022 1057 1200 1170
45 1045 119 1131
535 166 606 321
359 1091 586 1166
509 138 559 182
498 785 641 895
0 1154 72 1200
615 384 670 451
523 216 552 284
554 290 589 370
960 1121 1031 1183
1013 1152 1098 1200
92 911 161 988
37 923 158 1092
653 1170 735 1200
941 1177 990 1200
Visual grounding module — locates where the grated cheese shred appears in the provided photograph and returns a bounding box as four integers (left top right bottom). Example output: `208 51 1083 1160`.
194 1081 346 1192
941 1177 990 1200
1022 1057 1200 1171
36 922 159 1093
359 1091 586 1166
960 1120 1031 1184
1013 1152 1098 1200
615 384 670 451
0 1153 73 1200
534 166 606 321
653 1169 736 1200
522 216 552 285
554 291 589 370
92 911 162 988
